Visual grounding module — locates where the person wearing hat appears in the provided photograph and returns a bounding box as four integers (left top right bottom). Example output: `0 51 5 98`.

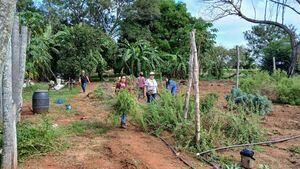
79 70 90 93
144 72 158 103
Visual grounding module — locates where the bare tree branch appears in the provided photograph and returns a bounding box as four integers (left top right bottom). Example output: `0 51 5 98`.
264 0 268 20
269 0 300 15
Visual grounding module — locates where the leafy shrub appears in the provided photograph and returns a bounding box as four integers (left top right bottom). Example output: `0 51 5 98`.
201 93 218 114
113 89 137 114
225 87 272 115
276 77 300 105
136 91 264 152
0 119 65 162
240 71 272 94
140 90 184 135
240 70 300 105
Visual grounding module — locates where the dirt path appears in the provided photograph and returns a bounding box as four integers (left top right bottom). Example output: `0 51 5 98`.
21 82 203 169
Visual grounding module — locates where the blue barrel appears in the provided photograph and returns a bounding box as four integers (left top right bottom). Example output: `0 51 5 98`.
32 90 49 113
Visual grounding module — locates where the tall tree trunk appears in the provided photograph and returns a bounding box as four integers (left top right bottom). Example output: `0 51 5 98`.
191 30 200 144
11 15 20 122
288 42 300 77
183 31 195 119
17 26 28 121
2 38 17 169
0 0 18 168
236 46 240 88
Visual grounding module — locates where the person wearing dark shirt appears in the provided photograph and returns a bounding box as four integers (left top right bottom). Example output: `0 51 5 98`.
79 70 90 93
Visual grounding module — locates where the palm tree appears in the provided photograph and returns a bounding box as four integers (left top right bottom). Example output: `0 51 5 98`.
120 40 164 76
26 25 66 80
162 52 188 78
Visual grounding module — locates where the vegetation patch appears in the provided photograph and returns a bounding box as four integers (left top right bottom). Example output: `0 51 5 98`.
66 120 110 136
240 70 300 105
132 90 265 153
225 87 272 115
0 118 65 162
288 145 300 154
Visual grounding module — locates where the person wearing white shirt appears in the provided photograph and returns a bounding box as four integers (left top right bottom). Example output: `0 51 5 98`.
144 72 158 103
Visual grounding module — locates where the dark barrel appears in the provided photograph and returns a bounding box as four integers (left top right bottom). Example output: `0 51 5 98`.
32 90 49 113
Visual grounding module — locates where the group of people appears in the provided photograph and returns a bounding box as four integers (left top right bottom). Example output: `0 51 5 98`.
78 70 177 128
115 71 177 128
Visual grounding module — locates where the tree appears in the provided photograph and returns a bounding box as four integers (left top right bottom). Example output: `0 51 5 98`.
56 23 115 78
227 46 254 69
244 24 299 73
26 25 61 80
202 0 300 76
120 0 215 77
200 45 228 79
263 38 291 72
244 24 287 59
41 0 133 37
118 40 164 76
0 0 18 168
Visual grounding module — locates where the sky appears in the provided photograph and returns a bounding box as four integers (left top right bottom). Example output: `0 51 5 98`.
177 0 300 49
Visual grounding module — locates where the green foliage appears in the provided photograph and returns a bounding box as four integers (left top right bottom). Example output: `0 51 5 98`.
139 90 184 135
26 25 63 80
118 40 164 76
276 76 300 105
135 91 264 152
288 146 300 154
258 164 270 169
225 163 241 169
56 23 115 78
225 87 272 115
66 120 110 136
90 85 105 99
16 119 64 161
239 71 272 94
240 70 300 105
201 93 218 114
113 89 137 114
263 39 291 73
120 0 215 78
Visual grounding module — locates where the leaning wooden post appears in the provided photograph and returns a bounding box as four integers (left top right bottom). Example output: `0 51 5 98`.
183 31 195 119
191 30 201 144
17 26 28 121
236 45 240 88
273 57 276 73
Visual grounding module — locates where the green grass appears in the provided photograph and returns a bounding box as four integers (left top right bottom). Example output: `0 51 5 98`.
65 120 110 136
0 118 66 162
288 145 300 154
22 83 80 102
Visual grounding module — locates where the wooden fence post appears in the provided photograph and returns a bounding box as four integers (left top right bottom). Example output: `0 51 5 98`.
191 30 200 144
183 31 195 119
236 45 240 88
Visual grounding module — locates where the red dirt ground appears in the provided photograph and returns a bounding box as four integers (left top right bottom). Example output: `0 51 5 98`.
20 81 300 169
